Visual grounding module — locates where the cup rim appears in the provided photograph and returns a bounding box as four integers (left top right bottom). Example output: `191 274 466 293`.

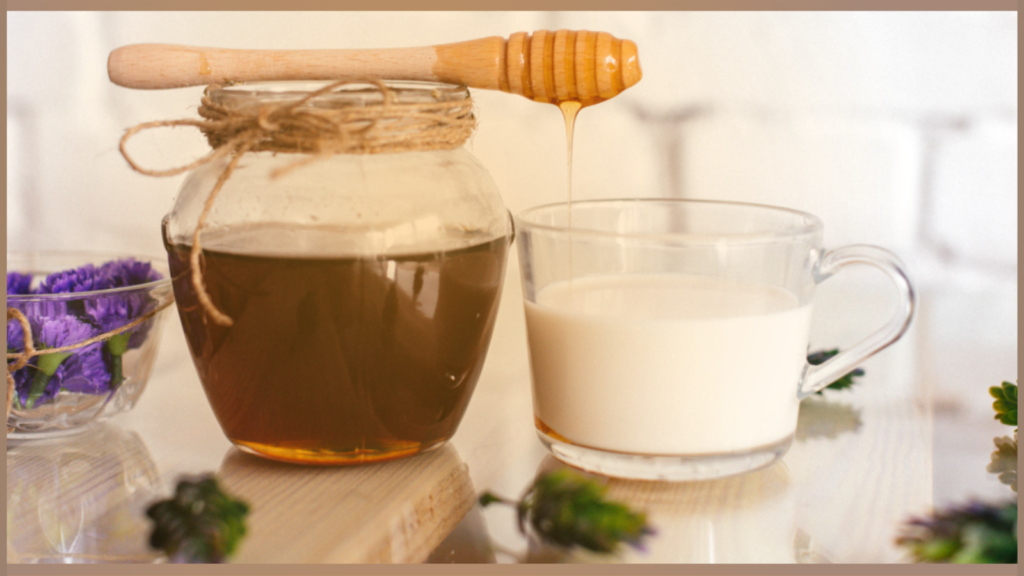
515 198 824 244
6 251 172 301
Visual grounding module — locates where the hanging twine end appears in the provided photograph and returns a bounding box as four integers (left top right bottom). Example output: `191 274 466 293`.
208 310 235 327
120 80 475 331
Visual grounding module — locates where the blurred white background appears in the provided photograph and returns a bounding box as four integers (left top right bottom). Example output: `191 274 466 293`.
7 12 1017 272
6 12 1018 491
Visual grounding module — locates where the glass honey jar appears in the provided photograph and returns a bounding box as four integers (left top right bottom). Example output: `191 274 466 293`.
161 81 511 464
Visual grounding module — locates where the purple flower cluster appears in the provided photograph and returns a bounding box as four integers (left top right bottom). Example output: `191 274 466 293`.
37 264 113 294
6 259 164 408
7 272 32 295
102 258 163 287
7 315 109 405
18 258 163 297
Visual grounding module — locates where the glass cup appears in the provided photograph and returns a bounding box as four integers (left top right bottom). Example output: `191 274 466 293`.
515 199 914 481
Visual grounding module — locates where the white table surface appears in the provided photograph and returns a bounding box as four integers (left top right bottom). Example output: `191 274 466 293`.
7 260 1018 564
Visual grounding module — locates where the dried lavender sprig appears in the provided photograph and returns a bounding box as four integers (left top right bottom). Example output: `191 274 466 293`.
479 469 653 555
897 500 1017 564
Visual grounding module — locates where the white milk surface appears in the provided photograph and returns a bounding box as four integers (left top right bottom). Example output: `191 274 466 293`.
525 274 813 455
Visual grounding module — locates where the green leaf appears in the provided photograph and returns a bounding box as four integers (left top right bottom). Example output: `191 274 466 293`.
107 332 131 356
521 469 652 553
808 349 866 395
991 382 1017 428
480 469 653 555
25 370 53 410
952 523 1018 564
998 411 1017 427
25 348 73 409
897 500 1017 563
919 538 958 562
146 475 249 563
806 349 839 365
478 492 506 507
36 350 73 376
108 353 125 391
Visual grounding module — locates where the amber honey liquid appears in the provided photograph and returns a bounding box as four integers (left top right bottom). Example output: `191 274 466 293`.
165 223 507 464
557 100 586 279
558 101 582 230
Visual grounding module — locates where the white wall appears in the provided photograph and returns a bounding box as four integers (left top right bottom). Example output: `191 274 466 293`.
7 11 1018 376
8 11 1016 273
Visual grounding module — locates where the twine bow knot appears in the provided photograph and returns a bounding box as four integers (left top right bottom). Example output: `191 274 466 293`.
119 80 476 327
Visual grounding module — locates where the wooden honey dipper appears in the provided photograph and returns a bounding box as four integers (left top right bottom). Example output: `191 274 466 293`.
108 30 641 104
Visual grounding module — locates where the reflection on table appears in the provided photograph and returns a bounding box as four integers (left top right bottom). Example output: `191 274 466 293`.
426 504 497 563
522 457 825 564
795 397 863 441
986 433 1017 493
7 424 163 564
433 383 909 564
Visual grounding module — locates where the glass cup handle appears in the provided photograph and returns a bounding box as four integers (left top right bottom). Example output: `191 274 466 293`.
797 245 915 399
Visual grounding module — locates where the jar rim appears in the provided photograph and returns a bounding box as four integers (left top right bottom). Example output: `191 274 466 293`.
209 80 469 110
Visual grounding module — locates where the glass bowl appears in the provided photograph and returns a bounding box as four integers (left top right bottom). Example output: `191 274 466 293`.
6 252 174 438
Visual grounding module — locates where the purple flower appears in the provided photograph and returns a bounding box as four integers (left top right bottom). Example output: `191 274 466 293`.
6 272 33 295
37 315 96 349
19 258 161 296
8 299 70 322
57 343 110 394
38 264 114 294
17 365 62 407
84 294 141 333
8 364 36 401
7 316 28 351
101 258 163 287
8 315 111 407
84 292 154 350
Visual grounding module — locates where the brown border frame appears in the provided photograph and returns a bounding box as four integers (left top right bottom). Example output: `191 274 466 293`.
5 4 1020 576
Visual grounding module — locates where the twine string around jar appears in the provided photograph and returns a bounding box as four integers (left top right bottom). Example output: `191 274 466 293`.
118 79 476 327
6 308 33 429
5 301 172 426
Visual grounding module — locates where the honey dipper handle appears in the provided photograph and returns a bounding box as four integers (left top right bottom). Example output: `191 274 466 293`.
108 32 640 101
108 43 460 89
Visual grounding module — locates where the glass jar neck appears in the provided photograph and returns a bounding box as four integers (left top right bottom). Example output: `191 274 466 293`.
209 81 470 112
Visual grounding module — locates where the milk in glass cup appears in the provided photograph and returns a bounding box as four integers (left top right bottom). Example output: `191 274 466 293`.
516 199 914 480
